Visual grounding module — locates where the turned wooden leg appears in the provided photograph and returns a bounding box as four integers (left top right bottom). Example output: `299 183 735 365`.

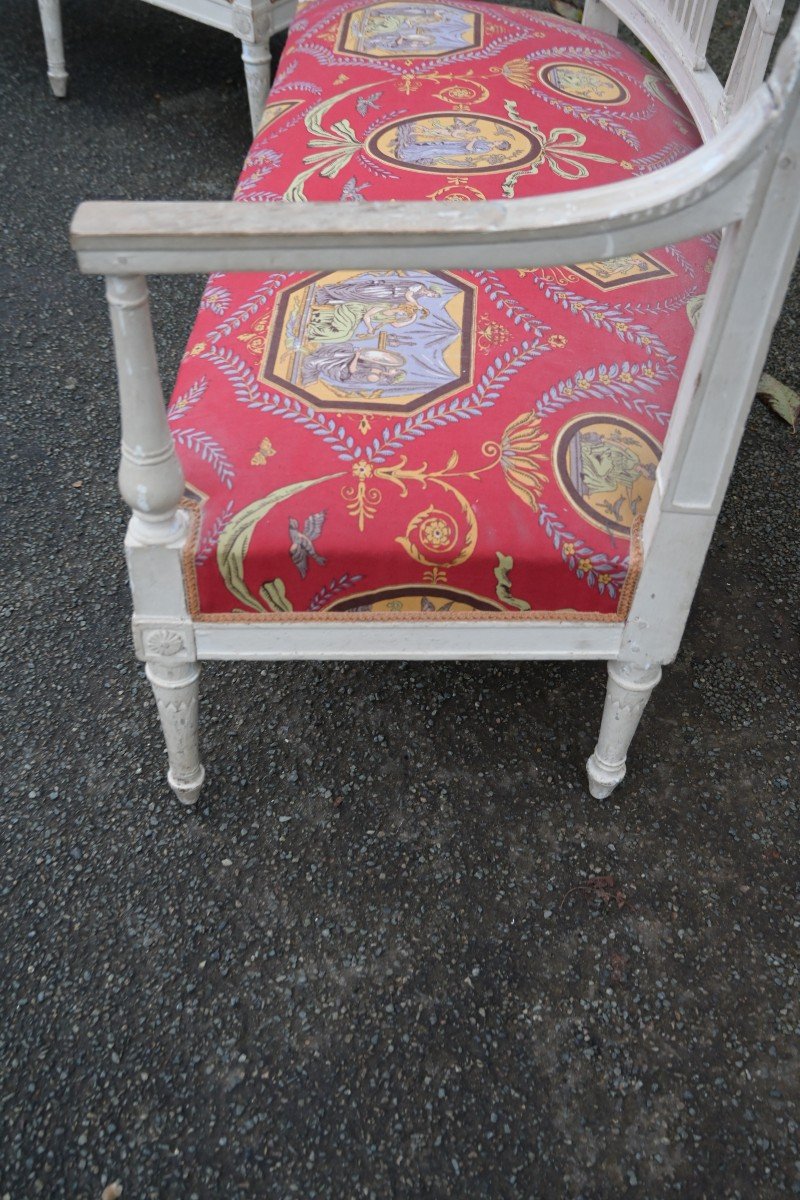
145 662 205 807
241 38 271 135
37 0 68 96
586 661 662 799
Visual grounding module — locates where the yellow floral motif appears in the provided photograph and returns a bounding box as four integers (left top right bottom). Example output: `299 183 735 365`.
563 542 576 557
397 73 422 95
403 506 464 564
238 314 271 358
419 513 457 551
482 410 548 512
423 566 448 584
477 317 511 351
228 418 548 598
428 178 487 201
216 412 548 610
578 557 593 573
548 333 567 349
342 461 382 530
494 58 534 90
385 456 478 568
430 72 491 109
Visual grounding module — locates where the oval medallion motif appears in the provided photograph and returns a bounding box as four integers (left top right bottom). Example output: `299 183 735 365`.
538 63 629 105
366 112 543 174
554 414 661 537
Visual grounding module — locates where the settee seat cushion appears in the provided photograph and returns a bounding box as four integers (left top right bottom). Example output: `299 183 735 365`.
170 0 713 620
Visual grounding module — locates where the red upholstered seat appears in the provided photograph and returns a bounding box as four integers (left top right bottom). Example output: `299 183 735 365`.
170 0 713 620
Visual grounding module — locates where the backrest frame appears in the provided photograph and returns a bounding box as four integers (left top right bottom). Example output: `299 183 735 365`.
583 0 786 133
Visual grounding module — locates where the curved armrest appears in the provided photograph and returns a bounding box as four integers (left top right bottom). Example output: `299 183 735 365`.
70 83 775 276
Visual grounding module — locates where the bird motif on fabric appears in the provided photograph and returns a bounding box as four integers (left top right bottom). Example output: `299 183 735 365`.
340 175 369 202
289 511 327 577
356 92 382 116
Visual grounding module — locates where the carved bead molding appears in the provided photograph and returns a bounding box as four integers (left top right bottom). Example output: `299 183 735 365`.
133 621 196 663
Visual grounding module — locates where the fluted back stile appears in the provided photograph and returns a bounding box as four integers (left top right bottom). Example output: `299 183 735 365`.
583 0 786 130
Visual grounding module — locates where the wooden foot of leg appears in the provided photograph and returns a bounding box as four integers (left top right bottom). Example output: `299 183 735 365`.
145 662 205 807
586 661 662 799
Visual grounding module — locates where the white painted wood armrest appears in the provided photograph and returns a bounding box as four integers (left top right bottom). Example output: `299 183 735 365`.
69 88 777 275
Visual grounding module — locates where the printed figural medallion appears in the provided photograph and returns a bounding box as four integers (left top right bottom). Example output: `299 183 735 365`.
259 270 475 415
538 63 630 105
366 112 544 174
336 3 482 58
553 414 661 538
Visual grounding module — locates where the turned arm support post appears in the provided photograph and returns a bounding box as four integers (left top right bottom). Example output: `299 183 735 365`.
105 275 185 546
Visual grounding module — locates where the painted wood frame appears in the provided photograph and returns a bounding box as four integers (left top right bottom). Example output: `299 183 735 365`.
36 0 295 133
71 3 800 805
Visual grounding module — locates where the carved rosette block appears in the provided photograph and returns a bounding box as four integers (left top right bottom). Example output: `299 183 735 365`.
586 660 662 799
134 621 196 664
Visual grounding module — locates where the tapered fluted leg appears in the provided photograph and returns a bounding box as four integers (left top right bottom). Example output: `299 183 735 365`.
145 662 205 806
586 661 662 799
37 0 68 96
241 38 271 135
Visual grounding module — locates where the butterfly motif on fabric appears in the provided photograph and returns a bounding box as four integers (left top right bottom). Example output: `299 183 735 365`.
251 436 277 466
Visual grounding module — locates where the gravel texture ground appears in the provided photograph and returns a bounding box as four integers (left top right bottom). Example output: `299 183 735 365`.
1 1 799 1196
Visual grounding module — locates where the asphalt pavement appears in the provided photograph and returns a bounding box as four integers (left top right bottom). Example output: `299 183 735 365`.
1 1 799 1196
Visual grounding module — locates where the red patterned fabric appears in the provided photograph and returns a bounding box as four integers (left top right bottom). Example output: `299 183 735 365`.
170 0 714 619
